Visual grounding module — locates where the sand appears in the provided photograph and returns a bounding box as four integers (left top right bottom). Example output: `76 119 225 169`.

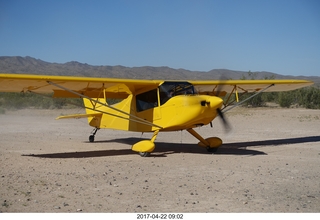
0 107 319 213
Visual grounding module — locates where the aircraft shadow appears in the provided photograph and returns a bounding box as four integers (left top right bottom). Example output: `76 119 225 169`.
23 135 320 159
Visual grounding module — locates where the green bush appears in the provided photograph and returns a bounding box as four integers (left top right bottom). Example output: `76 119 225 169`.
238 71 320 109
0 92 83 110
274 86 320 109
0 107 5 114
278 92 294 108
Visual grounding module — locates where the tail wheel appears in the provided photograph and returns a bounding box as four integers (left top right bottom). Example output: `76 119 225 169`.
89 135 95 142
89 128 99 142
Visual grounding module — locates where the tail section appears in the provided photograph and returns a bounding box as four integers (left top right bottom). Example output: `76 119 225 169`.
82 98 106 128
58 95 143 132
56 98 105 128
82 96 133 130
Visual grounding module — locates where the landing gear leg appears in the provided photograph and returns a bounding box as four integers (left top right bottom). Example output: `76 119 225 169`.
89 128 99 142
187 128 222 153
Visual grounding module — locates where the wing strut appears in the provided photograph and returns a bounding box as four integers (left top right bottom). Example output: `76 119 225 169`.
222 84 275 113
46 81 163 129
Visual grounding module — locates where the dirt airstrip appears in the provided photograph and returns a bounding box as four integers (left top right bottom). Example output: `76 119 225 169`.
0 107 319 213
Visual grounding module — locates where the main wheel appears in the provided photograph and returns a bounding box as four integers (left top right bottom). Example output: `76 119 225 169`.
206 147 218 153
139 152 151 157
89 135 95 142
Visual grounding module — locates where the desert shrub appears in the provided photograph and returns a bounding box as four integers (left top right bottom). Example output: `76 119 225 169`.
0 107 5 114
278 92 294 108
106 98 122 105
299 86 320 109
237 71 320 109
236 92 274 107
0 92 83 109
275 86 320 109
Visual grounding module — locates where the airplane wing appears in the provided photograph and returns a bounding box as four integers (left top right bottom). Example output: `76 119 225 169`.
0 74 313 98
191 79 314 96
0 73 162 99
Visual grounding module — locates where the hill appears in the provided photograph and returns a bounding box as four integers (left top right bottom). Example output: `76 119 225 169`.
1 56 319 83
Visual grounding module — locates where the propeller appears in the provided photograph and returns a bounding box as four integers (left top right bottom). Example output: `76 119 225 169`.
214 75 232 133
216 108 231 133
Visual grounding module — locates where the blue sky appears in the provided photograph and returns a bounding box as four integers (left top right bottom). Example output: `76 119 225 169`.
1 0 319 76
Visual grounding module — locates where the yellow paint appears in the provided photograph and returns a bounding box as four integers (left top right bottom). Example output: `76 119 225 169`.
197 137 223 148
132 140 155 153
83 95 135 131
56 113 102 119
0 73 314 156
0 73 313 95
187 128 210 146
81 93 223 133
235 86 239 102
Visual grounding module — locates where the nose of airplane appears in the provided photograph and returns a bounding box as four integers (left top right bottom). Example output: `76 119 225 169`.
206 96 231 132
206 96 223 109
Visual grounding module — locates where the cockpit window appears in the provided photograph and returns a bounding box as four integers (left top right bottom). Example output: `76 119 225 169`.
159 82 196 105
136 82 196 112
136 89 158 112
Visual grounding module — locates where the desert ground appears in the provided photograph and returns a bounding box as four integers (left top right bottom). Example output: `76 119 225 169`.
0 107 319 213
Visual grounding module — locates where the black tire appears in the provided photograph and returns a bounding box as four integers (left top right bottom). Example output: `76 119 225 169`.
139 152 151 157
206 147 218 153
89 135 95 142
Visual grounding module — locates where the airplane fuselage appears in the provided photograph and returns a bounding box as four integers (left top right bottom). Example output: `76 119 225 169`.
84 94 223 132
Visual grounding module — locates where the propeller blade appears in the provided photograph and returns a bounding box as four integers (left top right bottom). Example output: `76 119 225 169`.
217 108 231 133
214 75 228 97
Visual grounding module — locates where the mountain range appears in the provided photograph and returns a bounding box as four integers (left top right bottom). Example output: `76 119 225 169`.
1 56 319 84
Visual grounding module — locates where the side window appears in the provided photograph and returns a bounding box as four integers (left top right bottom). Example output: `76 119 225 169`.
136 89 158 112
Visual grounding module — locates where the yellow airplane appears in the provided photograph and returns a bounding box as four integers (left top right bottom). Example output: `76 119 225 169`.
0 73 313 157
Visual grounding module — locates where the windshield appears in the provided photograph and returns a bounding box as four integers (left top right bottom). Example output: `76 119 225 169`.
159 82 196 105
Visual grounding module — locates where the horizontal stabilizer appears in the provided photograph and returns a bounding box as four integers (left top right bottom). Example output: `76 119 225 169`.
56 113 102 120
